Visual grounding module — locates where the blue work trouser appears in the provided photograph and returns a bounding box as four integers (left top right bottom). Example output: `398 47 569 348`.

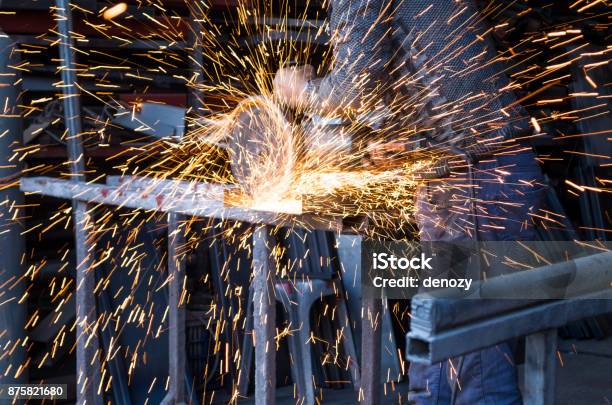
409 150 546 405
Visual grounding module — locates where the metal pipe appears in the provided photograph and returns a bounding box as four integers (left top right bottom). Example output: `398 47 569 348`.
187 8 204 115
164 213 187 404
0 31 26 397
55 0 85 178
54 1 102 403
252 225 277 405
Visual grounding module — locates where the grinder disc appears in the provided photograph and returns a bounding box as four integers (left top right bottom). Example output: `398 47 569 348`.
226 96 295 199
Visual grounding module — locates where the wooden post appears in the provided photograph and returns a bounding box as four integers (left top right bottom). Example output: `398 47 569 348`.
360 296 382 404
167 213 187 405
252 226 276 405
524 329 558 405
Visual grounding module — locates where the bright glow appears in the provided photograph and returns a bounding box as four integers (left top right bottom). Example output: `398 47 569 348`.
103 3 127 20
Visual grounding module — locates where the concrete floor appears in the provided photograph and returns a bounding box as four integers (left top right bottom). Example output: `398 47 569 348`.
238 337 612 404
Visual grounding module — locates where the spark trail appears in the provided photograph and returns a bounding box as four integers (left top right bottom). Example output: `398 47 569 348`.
0 0 609 403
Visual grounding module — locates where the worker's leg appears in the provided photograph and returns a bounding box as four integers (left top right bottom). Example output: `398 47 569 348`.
409 186 467 404
409 158 544 404
448 344 521 405
474 151 545 242
409 345 521 405
408 361 452 404
449 158 545 405
407 342 522 405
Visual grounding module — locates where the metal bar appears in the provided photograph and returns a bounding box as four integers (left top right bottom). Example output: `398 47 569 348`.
524 329 558 405
407 289 612 365
21 176 342 231
168 213 187 404
294 283 319 404
360 296 382 404
409 250 612 336
105 175 229 200
0 32 26 392
55 0 85 179
336 235 402 389
252 225 276 404
187 7 204 115
54 1 102 403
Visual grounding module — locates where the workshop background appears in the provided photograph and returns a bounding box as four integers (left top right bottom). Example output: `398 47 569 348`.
0 0 610 404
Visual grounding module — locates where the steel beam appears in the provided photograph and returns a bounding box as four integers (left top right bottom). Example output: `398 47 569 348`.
54 1 102 403
251 226 276 404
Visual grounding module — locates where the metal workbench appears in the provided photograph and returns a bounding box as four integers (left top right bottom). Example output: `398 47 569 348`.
20 174 361 404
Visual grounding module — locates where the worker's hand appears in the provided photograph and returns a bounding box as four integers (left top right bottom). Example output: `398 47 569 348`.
273 64 314 108
366 141 405 167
